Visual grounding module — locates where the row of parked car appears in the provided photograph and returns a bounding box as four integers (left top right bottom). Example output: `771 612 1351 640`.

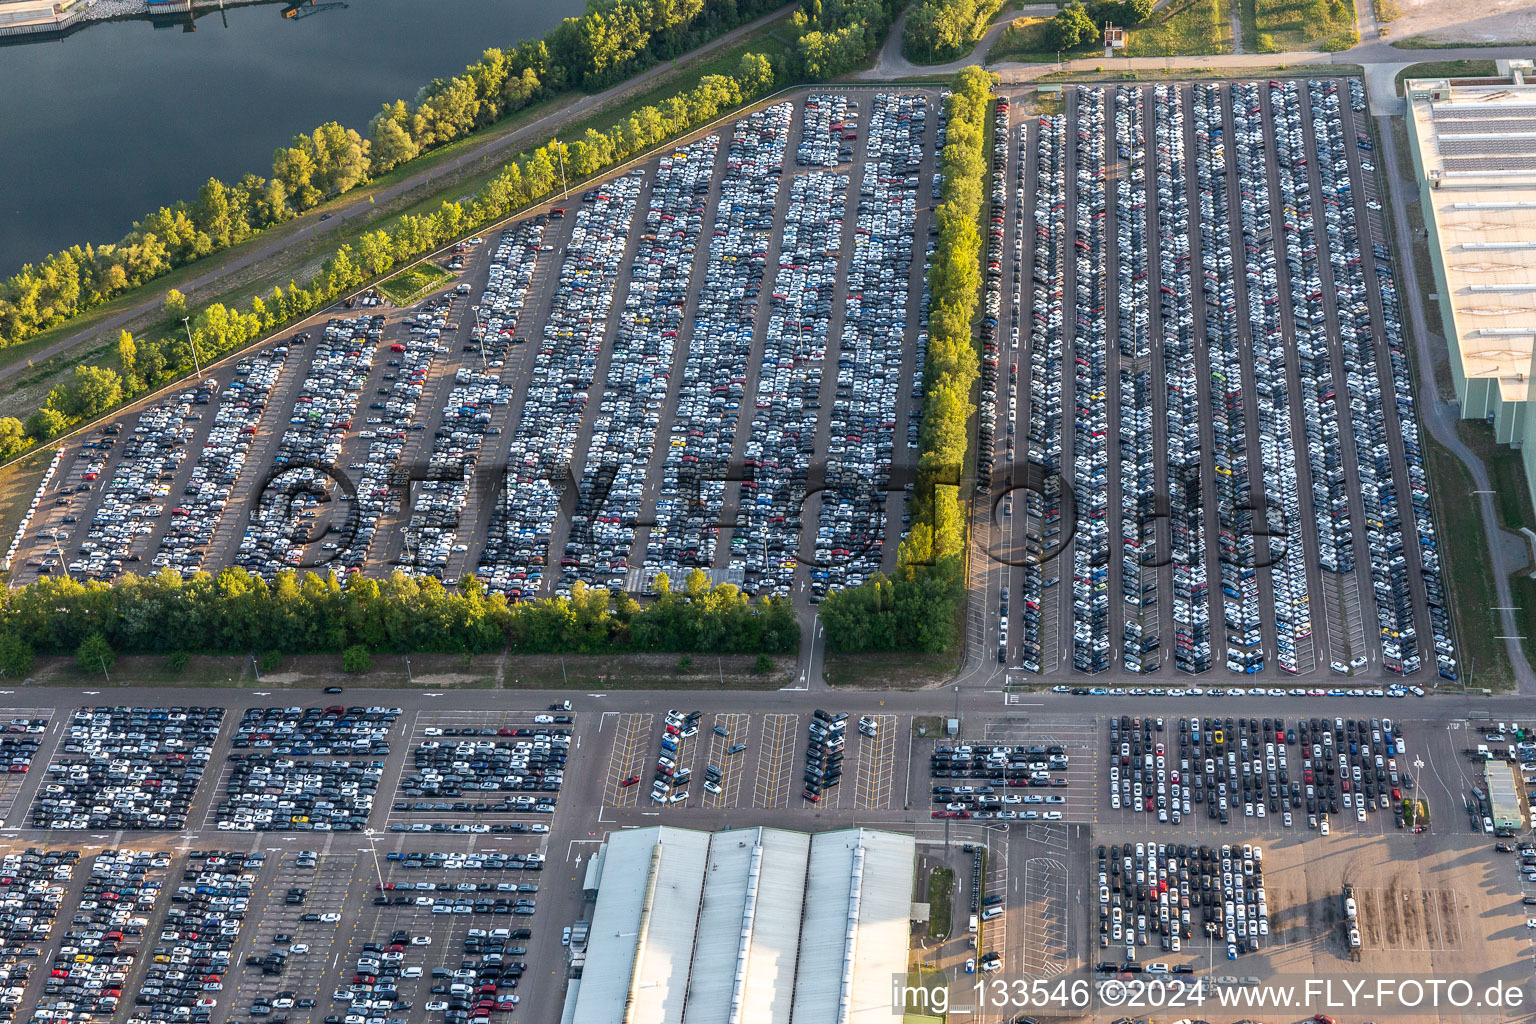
1114 87 1159 676
0 849 76 1023
32 706 223 830
756 164 845 597
382 851 545 872
239 317 383 575
801 708 846 802
66 388 206 580
1017 110 1068 675
473 221 552 597
157 352 284 577
1070 88 1111 674
1191 83 1263 674
352 298 449 575
1230 81 1312 674
651 709 702 804
1296 78 1452 677
1097 842 1268 962
645 104 789 585
421 927 528 1020
1108 714 1413 829
482 179 641 599
0 718 46 777
810 93 926 599
231 705 399 755
566 136 716 592
400 732 568 802
1015 80 1452 677
978 94 1007 637
41 850 164 1024
126 851 259 1024
798 93 855 168
213 757 384 832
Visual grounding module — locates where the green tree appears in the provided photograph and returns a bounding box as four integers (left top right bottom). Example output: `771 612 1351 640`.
342 645 373 673
76 632 114 676
0 634 33 677
0 417 26 459
56 365 123 419
116 330 138 380
163 288 188 322
1049 0 1097 49
24 407 67 440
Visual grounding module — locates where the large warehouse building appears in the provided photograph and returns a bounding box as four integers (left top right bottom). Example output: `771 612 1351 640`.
564 826 915 1024
1406 64 1536 509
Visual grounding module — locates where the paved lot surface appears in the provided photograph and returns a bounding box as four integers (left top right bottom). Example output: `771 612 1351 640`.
0 686 1522 1023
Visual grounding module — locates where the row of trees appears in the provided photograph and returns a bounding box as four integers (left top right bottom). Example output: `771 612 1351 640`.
903 0 1001 64
821 67 994 654
0 0 789 355
0 568 797 665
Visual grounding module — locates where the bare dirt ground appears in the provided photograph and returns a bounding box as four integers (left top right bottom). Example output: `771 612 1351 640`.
1392 0 1536 44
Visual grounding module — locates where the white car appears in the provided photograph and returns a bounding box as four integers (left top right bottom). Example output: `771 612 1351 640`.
319 913 341 923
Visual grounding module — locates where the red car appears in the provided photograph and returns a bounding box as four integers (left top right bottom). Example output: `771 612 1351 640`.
619 775 640 787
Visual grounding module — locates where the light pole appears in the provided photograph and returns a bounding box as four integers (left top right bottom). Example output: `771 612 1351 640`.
363 830 384 889
557 148 570 202
181 317 204 380
404 657 413 685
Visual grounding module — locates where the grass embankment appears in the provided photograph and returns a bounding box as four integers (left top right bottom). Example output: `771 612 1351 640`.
825 648 965 687
20 651 794 689
987 16 1080 62
0 13 795 430
1394 59 1499 93
1039 62 1354 82
927 866 955 940
1124 0 1233 55
1371 0 1399 21
1394 34 1536 49
1424 434 1511 690
1240 0 1357 52
990 0 1233 61
377 263 452 305
1454 421 1536 685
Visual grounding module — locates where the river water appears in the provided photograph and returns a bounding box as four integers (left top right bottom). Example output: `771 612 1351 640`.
0 0 581 272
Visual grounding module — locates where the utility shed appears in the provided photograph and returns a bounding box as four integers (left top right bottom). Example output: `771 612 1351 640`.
568 826 915 1024
1490 761 1525 830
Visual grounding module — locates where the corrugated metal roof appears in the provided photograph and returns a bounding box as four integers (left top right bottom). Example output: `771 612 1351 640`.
739 829 811 1024
631 829 711 1024
574 827 912 1024
847 831 917 1022
790 832 858 1024
682 829 758 1024
570 826 711 1024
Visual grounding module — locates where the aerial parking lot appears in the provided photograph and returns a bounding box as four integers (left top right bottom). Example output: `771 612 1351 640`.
4 78 1463 693
7 88 938 620
990 79 1458 683
0 690 1527 1024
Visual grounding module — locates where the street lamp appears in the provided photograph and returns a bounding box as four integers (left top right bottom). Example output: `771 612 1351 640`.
181 317 204 380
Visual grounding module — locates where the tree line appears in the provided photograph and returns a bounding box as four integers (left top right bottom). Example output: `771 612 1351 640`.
0 0 900 460
820 67 994 654
903 0 1002 64
0 0 792 360
0 567 796 675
